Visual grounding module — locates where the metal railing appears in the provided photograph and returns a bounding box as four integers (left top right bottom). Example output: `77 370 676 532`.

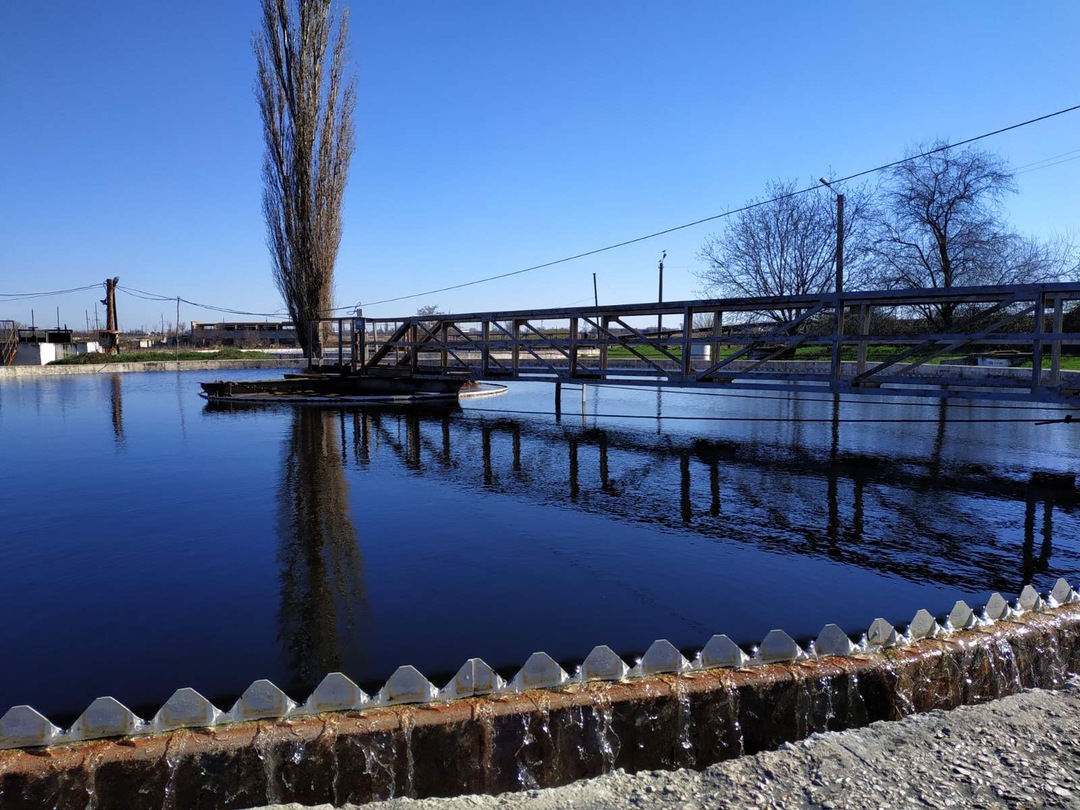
315 283 1080 405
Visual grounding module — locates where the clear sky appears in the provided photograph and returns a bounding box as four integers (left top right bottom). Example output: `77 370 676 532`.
1 1 1077 331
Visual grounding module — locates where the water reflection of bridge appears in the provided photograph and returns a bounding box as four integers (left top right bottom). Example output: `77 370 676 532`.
325 402 1078 596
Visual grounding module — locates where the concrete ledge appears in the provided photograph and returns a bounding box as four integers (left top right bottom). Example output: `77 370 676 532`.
1 605 1078 810
0 359 301 378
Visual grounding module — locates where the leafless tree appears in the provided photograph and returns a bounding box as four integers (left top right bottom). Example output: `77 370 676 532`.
255 0 356 359
696 179 872 324
869 142 1068 328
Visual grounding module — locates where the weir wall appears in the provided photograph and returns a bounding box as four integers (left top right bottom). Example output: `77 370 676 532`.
0 359 300 378
1 593 1079 810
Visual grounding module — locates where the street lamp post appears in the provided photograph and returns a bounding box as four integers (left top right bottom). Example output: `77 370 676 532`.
820 179 845 381
819 179 844 297
657 250 666 340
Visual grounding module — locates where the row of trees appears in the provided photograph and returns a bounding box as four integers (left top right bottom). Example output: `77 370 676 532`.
697 143 1076 326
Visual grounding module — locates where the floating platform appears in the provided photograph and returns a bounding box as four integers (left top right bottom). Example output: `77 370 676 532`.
199 373 506 405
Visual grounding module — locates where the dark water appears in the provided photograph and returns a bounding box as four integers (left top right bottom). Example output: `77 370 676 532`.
2 370 1079 722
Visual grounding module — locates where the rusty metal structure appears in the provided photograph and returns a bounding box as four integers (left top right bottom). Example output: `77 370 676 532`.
0 321 16 367
309 282 1080 406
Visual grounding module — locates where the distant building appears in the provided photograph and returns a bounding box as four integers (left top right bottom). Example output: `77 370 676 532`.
190 321 297 348
9 327 99 365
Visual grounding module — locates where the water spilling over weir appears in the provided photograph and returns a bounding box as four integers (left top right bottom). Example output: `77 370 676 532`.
1 586 1079 808
2 370 1080 806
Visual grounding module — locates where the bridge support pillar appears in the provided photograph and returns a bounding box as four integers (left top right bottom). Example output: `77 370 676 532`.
554 381 562 419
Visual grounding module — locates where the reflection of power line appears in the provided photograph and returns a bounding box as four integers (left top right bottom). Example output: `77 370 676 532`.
569 382 1077 412
463 405 1076 426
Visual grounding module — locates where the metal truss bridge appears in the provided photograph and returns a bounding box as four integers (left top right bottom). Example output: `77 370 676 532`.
312 282 1080 406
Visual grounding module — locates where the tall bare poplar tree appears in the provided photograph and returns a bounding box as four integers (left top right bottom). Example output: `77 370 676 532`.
255 0 355 359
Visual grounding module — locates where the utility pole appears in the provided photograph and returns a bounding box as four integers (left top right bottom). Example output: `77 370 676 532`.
820 179 845 380
175 297 180 362
819 180 844 297
657 250 666 339
100 277 120 356
592 273 598 308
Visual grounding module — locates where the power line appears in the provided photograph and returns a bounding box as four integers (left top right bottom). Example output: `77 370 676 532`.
10 105 1075 320
117 285 286 318
352 102 1080 310
0 284 101 301
1016 153 1080 176
1014 148 1080 172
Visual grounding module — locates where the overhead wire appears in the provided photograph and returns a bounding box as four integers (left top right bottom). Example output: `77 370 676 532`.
1016 153 1080 176
349 102 1080 310
117 284 286 318
1014 148 1080 172
0 284 101 301
7 105 1077 320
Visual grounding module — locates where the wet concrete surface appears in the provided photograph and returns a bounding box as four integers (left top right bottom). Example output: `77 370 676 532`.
259 678 1080 809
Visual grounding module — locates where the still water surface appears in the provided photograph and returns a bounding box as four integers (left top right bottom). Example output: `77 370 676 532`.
1 370 1078 721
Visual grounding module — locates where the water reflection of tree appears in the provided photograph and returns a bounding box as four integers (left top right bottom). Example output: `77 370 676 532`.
277 407 368 690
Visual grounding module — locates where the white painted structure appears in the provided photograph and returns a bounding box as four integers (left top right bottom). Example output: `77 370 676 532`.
13 341 100 366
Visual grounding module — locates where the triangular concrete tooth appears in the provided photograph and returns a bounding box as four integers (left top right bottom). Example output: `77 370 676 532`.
984 593 1011 622
579 646 629 682
377 665 438 706
69 696 145 741
441 659 504 700
509 652 569 692
815 624 855 657
0 705 61 749
866 618 898 648
631 639 689 677
228 679 296 722
300 672 368 715
947 601 976 631
908 609 940 640
699 634 748 669
758 629 804 664
1051 578 1077 605
1018 584 1044 613
152 688 223 732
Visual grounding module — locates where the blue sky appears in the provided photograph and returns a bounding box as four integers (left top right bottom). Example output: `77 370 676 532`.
1 1 1078 331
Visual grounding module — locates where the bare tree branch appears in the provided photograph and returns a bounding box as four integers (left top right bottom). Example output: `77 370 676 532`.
868 141 1066 328
695 179 873 324
255 0 355 359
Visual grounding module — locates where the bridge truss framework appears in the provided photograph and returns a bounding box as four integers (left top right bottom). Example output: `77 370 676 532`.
311 282 1080 406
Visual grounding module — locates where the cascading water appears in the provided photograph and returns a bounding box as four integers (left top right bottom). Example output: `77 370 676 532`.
252 723 282 805
400 709 416 799
673 678 695 768
588 691 621 773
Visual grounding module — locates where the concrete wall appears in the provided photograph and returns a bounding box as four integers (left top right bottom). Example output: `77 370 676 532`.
12 343 55 366
0 359 300 378
1 586 1078 810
